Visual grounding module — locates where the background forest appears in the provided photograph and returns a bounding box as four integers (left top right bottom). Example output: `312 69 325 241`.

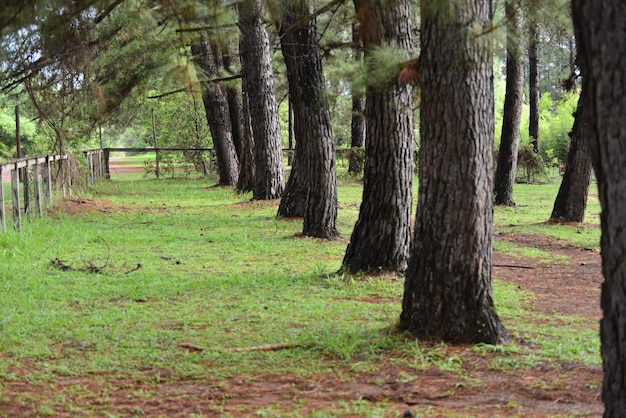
0 0 576 181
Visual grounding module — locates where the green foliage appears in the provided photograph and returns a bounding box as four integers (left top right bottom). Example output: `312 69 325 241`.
0 97 51 158
538 91 578 165
365 46 407 89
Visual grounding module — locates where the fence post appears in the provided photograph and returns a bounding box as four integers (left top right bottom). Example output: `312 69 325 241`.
0 165 5 232
42 156 52 206
94 150 101 182
152 108 160 179
11 165 21 231
22 163 30 217
32 161 42 217
104 148 110 179
88 152 94 184
63 155 71 196
100 149 105 181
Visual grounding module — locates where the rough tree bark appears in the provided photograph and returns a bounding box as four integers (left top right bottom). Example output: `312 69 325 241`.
400 0 508 344
572 2 626 414
340 0 415 274
277 146 307 217
223 44 244 160
229 33 254 193
494 0 524 206
239 0 285 200
277 0 339 239
528 20 540 153
191 34 239 186
348 22 366 176
549 96 592 223
237 76 256 193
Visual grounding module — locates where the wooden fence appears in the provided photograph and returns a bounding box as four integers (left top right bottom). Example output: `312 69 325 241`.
1 146 337 232
0 153 70 232
84 147 215 181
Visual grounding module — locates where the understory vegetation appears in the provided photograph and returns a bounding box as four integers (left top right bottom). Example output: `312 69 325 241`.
0 162 601 416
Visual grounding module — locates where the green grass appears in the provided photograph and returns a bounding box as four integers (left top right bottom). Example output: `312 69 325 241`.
0 165 602 416
494 181 601 249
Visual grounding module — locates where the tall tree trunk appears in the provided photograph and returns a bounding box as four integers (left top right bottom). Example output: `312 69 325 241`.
572 5 626 414
277 142 307 217
528 21 540 153
348 22 366 176
227 87 245 166
276 24 310 218
494 0 524 206
341 0 415 274
237 80 256 193
223 47 244 160
400 0 508 344
239 0 285 200
192 34 239 186
277 0 339 239
549 96 592 223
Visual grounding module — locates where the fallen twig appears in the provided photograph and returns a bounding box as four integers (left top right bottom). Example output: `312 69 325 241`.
493 264 535 269
227 343 302 353
125 263 142 274
179 342 302 353
180 342 207 352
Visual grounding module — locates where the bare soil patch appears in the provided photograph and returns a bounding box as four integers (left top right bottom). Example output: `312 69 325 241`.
2 195 604 417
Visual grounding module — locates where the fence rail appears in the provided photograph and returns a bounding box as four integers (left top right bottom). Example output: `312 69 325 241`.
84 147 215 181
0 153 70 232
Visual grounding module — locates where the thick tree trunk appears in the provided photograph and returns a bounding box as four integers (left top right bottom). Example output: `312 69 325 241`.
277 0 338 239
348 22 365 176
494 0 524 206
528 22 540 153
341 0 415 274
549 96 592 223
400 0 508 344
239 0 285 200
192 34 239 186
572 2 626 414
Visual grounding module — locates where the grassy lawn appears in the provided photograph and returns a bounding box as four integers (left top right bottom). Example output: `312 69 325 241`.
0 164 602 416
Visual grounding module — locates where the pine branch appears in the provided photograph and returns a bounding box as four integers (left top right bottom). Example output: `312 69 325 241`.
279 0 347 39
147 74 241 99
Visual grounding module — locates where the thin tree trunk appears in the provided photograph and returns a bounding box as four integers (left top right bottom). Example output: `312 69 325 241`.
528 21 540 153
237 81 256 193
225 86 243 160
400 0 508 344
192 34 239 186
239 0 285 200
549 95 592 223
571 5 626 413
277 142 307 217
277 0 338 239
494 0 524 206
341 0 415 274
222 39 243 160
348 22 365 176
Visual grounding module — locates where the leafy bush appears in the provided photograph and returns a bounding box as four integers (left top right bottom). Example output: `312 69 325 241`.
538 92 578 166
